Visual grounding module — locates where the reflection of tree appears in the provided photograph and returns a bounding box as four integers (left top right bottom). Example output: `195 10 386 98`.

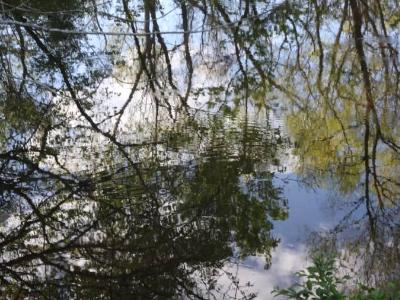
307 202 400 288
1 0 303 136
1 3 292 297
281 0 400 200
1 0 399 295
0 112 288 298
278 0 400 287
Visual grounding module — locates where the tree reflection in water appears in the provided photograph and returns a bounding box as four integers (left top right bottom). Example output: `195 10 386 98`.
0 0 400 298
0 109 288 298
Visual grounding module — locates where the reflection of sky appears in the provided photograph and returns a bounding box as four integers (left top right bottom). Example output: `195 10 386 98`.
220 172 361 299
273 173 351 244
220 244 309 299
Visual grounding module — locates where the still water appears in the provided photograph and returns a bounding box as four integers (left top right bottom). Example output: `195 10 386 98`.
0 0 399 299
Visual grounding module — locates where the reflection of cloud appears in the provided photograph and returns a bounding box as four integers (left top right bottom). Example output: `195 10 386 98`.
219 242 309 299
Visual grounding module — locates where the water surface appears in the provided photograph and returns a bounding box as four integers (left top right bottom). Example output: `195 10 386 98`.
0 0 399 298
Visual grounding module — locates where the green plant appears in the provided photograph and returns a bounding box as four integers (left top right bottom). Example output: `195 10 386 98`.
350 281 400 300
273 255 347 299
273 256 400 300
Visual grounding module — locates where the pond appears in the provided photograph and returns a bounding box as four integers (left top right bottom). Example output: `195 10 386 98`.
0 0 399 299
